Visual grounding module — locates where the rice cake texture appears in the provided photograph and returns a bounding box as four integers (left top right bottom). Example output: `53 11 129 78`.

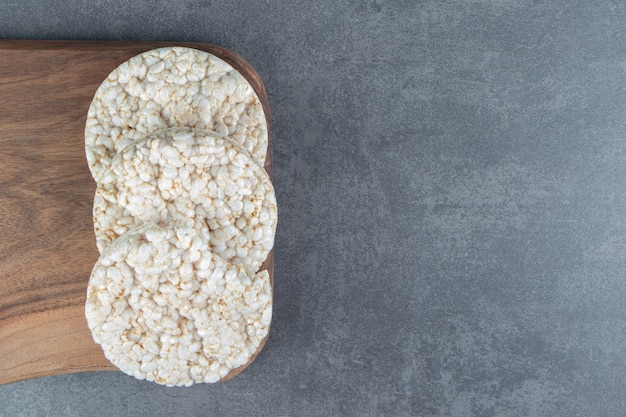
85 46 268 182
93 127 277 274
85 223 272 387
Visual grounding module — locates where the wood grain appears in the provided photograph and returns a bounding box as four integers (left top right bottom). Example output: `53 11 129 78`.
0 40 273 385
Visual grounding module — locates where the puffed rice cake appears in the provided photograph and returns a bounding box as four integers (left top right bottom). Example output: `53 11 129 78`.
85 222 272 387
85 46 268 182
93 127 277 273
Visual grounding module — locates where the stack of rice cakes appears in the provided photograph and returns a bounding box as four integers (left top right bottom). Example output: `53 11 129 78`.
83 47 276 387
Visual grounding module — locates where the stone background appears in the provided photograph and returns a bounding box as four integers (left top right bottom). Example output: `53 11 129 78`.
2 1 626 415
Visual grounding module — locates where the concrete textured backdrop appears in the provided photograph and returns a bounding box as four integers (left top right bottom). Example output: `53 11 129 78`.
2 1 626 416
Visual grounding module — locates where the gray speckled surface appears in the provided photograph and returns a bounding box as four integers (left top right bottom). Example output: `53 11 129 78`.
2 1 626 416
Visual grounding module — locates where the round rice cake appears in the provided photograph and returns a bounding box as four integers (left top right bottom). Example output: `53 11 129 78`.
85 223 273 387
85 46 268 182
93 127 277 273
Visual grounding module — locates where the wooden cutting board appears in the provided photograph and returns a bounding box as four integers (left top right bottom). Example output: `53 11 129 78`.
0 40 273 385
